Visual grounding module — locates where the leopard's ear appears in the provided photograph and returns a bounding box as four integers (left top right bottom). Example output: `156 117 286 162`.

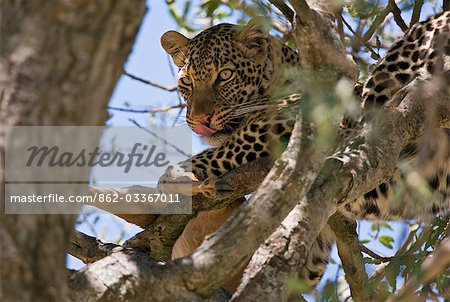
237 16 270 51
161 31 190 67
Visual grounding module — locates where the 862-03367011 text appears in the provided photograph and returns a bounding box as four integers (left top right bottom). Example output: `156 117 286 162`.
8 193 181 203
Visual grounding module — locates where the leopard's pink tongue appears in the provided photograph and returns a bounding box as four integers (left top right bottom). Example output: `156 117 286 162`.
193 124 217 136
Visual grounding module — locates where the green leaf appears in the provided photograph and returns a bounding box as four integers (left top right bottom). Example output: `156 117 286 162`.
321 280 339 301
371 223 380 231
382 222 393 231
168 6 181 25
370 51 380 60
386 260 400 291
379 235 395 249
376 35 381 50
285 277 312 293
183 0 192 16
202 0 221 17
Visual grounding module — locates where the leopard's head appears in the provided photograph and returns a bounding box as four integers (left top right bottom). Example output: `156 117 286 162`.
161 18 275 146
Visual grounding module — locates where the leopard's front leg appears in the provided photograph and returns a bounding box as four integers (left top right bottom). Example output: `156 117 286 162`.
158 117 293 198
157 145 248 198
156 158 229 199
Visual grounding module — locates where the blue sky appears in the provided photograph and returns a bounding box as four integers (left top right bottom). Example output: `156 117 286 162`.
70 0 443 299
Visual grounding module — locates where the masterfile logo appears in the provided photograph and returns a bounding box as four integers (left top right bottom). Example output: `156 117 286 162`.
4 126 193 214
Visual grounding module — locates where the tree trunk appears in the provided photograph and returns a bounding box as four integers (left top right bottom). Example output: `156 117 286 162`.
0 1 145 301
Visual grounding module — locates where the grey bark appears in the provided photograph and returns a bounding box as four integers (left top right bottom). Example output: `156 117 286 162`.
231 78 449 302
0 1 145 301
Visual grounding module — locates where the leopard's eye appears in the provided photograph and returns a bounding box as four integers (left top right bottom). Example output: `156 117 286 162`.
180 76 192 86
218 69 233 82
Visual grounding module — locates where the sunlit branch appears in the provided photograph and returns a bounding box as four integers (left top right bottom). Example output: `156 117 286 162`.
68 230 121 264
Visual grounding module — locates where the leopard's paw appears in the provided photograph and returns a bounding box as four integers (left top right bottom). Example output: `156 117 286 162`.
197 176 234 200
157 164 200 196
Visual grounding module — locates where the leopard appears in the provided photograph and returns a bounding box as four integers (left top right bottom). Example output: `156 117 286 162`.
159 12 450 293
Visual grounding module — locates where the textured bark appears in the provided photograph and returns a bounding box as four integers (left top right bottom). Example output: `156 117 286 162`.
82 157 272 261
113 157 273 260
231 78 449 302
69 230 122 264
0 1 145 301
290 0 359 82
329 213 371 302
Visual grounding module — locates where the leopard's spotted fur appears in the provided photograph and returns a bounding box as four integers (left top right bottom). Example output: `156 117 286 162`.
160 13 450 291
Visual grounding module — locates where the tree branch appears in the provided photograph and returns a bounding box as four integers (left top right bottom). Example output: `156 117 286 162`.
388 0 408 32
289 0 359 82
86 156 274 261
123 70 178 92
69 230 121 264
329 213 371 302
410 0 424 25
359 244 393 263
107 103 186 114
268 0 294 23
340 14 381 60
69 109 332 301
231 78 449 302
387 236 450 301
361 5 392 43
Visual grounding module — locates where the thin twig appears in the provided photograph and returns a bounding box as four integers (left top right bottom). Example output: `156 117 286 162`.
172 106 185 127
352 52 371 70
339 15 381 60
387 237 450 301
369 224 430 286
410 0 424 25
107 103 186 114
268 0 294 22
330 213 372 301
129 118 191 157
388 0 409 32
361 5 392 43
166 54 184 105
123 70 178 92
359 244 393 263
108 107 154 113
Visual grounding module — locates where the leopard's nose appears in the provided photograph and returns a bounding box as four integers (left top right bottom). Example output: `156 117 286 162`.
191 114 211 125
